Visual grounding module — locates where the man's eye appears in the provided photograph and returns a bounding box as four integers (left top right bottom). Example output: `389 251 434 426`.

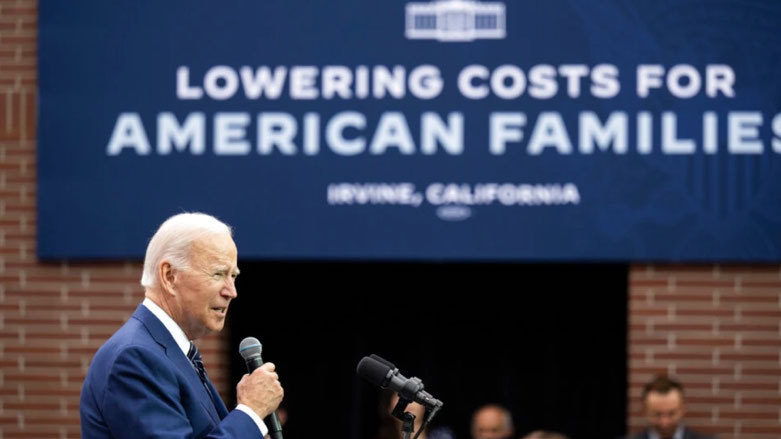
212 273 224 278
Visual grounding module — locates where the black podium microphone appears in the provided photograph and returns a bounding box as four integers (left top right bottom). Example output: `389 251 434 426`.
239 337 284 439
356 354 443 409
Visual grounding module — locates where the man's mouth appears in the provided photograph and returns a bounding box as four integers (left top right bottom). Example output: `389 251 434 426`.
211 307 227 315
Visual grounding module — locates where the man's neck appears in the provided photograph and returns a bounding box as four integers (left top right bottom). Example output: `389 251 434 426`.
142 296 191 355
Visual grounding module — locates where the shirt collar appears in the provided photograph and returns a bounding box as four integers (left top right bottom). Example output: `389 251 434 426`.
142 297 191 356
649 425 685 439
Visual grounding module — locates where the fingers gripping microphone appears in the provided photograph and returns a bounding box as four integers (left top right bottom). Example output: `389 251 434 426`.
239 337 283 439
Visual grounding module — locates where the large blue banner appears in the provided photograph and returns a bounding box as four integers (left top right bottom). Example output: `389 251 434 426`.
38 1 781 261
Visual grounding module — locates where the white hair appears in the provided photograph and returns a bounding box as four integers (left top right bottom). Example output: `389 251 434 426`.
140 212 233 288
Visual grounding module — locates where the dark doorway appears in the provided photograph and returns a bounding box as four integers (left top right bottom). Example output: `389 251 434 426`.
227 263 627 439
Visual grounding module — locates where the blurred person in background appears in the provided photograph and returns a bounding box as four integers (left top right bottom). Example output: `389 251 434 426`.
471 404 514 439
627 375 716 439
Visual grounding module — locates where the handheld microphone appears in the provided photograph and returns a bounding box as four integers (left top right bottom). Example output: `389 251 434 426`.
239 337 283 439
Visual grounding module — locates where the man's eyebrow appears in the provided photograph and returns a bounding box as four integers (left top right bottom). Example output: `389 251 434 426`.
206 262 239 275
209 265 234 273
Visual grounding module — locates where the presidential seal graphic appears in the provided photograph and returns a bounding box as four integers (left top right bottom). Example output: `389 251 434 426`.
405 0 506 42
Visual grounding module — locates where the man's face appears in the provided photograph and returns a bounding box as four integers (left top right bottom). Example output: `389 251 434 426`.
172 233 239 339
471 407 513 439
644 390 685 439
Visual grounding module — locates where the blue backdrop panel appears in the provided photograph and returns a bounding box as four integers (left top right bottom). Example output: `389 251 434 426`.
38 1 781 261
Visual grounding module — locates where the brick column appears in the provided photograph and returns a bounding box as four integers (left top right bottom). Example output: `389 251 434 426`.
629 265 781 439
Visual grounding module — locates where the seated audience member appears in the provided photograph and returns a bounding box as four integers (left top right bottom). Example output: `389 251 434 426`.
627 375 716 439
471 404 514 439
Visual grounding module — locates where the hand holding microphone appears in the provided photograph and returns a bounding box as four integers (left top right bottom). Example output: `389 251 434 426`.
236 362 283 418
239 337 284 439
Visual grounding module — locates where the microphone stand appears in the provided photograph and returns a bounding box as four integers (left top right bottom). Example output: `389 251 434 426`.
391 396 416 439
400 412 416 439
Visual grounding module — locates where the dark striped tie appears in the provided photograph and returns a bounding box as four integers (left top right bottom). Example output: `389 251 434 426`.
187 342 214 400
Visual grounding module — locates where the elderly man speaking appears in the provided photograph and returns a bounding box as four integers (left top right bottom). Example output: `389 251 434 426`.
80 213 283 438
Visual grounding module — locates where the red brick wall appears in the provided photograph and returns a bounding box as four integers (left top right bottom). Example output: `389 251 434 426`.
0 260 229 439
1 2 780 438
629 265 781 439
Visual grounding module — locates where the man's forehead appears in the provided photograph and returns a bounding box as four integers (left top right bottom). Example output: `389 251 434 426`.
190 235 237 264
476 408 506 426
645 390 683 408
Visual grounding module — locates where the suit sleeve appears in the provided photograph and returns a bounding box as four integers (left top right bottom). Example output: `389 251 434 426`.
102 345 262 439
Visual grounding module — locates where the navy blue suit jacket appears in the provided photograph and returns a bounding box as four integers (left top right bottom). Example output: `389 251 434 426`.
80 305 261 439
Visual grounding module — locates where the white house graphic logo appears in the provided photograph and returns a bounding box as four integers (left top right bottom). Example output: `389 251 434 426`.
405 0 506 42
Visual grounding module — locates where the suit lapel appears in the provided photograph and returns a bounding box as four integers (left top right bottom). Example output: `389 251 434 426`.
204 374 229 418
132 305 223 424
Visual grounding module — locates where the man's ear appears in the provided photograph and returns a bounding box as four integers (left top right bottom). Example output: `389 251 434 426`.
159 260 177 296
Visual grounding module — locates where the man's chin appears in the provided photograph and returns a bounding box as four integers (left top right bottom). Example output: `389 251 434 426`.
655 428 676 438
208 318 226 333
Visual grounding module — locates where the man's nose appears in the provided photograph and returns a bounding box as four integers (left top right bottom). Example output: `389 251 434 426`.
222 278 238 298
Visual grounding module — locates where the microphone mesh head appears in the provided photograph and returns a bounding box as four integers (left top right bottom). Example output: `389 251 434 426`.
239 337 263 360
356 355 391 387
370 354 395 369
